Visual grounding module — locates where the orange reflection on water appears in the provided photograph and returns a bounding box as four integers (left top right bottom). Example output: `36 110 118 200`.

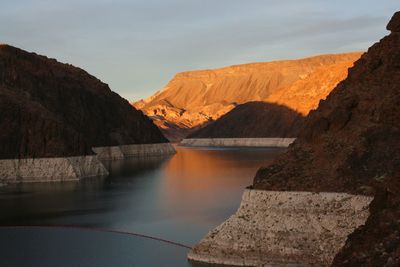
157 146 284 222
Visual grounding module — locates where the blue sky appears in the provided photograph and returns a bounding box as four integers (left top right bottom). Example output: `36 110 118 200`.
1 0 398 101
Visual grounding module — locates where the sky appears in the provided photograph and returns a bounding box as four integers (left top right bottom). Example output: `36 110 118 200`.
1 1 398 101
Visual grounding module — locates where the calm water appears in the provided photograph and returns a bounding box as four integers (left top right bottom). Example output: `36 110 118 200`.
0 146 284 267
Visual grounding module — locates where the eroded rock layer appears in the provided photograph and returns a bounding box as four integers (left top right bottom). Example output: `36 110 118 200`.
0 156 108 183
188 190 372 266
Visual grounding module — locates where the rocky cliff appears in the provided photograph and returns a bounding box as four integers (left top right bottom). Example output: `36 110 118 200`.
252 11 400 266
134 53 361 141
0 45 168 160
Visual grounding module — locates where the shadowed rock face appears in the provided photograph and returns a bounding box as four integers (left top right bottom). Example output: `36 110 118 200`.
134 53 361 141
0 45 167 159
189 102 304 138
253 11 400 266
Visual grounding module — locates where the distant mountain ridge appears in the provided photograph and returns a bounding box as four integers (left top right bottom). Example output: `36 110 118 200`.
134 52 362 141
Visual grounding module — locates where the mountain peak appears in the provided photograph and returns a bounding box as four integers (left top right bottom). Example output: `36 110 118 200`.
387 11 400 32
0 44 16 50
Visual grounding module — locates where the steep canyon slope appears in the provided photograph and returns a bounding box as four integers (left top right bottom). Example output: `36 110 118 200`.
134 53 362 141
0 45 167 160
253 11 400 266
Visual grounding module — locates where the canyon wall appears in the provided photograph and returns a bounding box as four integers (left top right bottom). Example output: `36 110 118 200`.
0 44 168 160
0 45 171 183
135 53 361 141
189 11 400 267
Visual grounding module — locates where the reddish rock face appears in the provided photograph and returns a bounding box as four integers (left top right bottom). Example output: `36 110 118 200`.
134 53 361 141
188 59 358 139
253 11 400 266
0 45 167 159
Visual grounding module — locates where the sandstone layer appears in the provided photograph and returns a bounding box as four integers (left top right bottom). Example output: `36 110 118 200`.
180 138 295 148
188 190 372 266
135 53 361 141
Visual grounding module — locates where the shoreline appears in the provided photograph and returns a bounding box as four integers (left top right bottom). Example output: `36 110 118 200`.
92 143 176 160
0 143 176 184
0 155 109 184
180 138 296 148
188 189 373 266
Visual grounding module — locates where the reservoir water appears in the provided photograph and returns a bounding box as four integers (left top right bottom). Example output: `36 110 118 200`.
0 146 285 267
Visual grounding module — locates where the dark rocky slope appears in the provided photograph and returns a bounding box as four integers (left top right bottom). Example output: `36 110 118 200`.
253 12 400 266
0 45 167 159
189 102 304 138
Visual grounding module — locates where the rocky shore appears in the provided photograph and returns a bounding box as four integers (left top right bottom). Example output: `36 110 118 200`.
188 189 372 266
0 156 108 183
0 143 176 184
180 138 295 148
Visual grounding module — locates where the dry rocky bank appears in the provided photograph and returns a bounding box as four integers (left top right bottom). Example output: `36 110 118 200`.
189 11 400 267
180 138 295 148
0 45 174 184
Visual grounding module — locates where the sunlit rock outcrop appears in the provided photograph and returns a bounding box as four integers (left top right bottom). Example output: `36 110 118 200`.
134 52 361 141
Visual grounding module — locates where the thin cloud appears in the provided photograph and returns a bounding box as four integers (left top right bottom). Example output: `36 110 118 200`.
0 0 398 100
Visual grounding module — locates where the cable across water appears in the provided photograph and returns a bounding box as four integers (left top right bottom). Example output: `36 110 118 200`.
0 225 192 249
